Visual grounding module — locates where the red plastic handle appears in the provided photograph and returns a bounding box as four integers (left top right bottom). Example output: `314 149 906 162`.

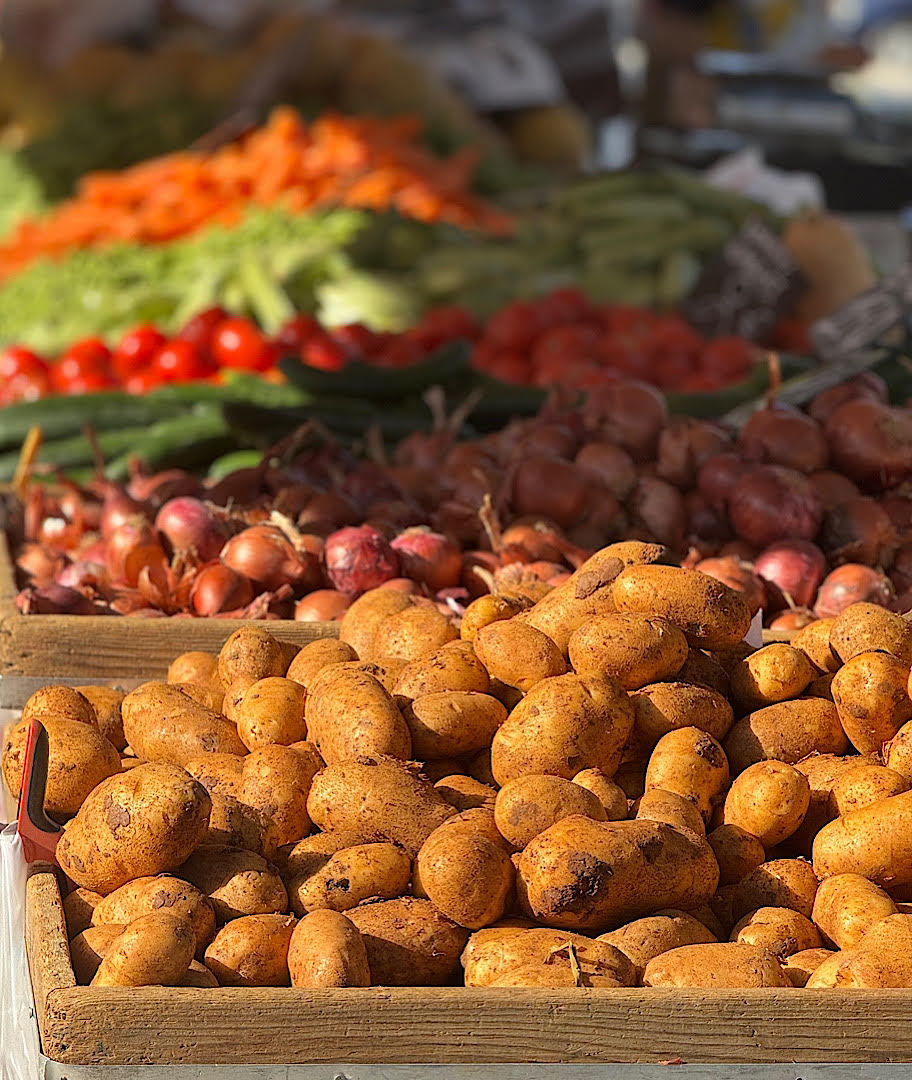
17 719 62 864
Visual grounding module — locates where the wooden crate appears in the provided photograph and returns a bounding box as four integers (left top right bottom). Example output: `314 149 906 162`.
25 865 912 1066
0 533 337 679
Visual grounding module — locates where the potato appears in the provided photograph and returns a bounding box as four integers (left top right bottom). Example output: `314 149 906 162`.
2 715 120 817
70 924 123 984
572 769 627 820
204 913 295 986
730 859 819 922
489 958 626 987
307 756 456 856
218 627 287 686
804 950 848 988
414 824 514 928
373 605 458 664
831 764 909 816
643 943 790 987
347 897 468 985
632 682 733 747
199 789 262 852
676 650 730 697
92 911 195 987
827 913 912 987
403 692 505 760
474 620 566 693
494 774 607 849
466 747 498 789
22 685 95 726
783 947 834 987
181 960 220 988
615 761 647 801
172 682 223 713
786 753 875 855
707 824 766 886
339 589 413 660
792 618 840 673
63 887 104 937
236 678 307 751
434 774 496 811
567 614 687 691
222 676 257 725
168 651 221 691
830 602 912 664
644 727 729 822
461 595 532 643
288 909 370 987
600 911 716 980
394 640 491 700
730 906 822 957
240 744 322 856
724 699 848 775
813 790 912 887
78 686 126 751
122 682 246 767
710 643 753 674
179 846 288 922
462 926 635 987
729 645 816 713
723 761 809 848
805 674 835 701
56 763 210 894
517 815 718 931
435 807 508 850
286 638 359 689
184 752 244 797
635 789 705 835
831 651 912 755
613 565 751 650
304 667 411 764
285 841 410 916
811 872 898 948
92 875 215 956
491 673 634 786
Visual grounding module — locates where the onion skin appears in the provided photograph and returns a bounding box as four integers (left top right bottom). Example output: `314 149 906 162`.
324 525 400 596
826 401 912 491
737 405 829 474
294 589 351 622
105 521 166 586
814 563 894 618
728 465 823 547
819 496 897 567
390 527 462 591
808 471 859 510
190 564 254 616
155 497 228 561
696 555 766 616
221 525 320 592
753 540 827 611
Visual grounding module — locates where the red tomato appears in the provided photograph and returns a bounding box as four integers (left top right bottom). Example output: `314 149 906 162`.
0 369 50 404
212 317 274 372
152 341 214 382
600 305 657 336
600 338 650 379
768 318 811 354
409 305 478 350
648 316 704 355
534 287 592 328
53 339 112 391
58 371 117 396
176 306 228 353
531 324 601 369
274 314 321 353
331 323 380 357
702 336 754 378
484 351 530 384
124 368 164 394
482 301 540 352
301 334 347 371
113 326 166 378
373 336 422 369
0 345 48 379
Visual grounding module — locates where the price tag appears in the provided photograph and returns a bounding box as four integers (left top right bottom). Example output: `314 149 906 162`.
682 219 807 341
811 263 912 360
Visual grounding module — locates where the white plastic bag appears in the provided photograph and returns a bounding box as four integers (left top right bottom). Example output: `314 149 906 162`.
703 147 825 216
0 825 42 1080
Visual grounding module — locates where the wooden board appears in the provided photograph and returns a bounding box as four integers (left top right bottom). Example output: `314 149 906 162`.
24 867 912 1066
0 532 337 678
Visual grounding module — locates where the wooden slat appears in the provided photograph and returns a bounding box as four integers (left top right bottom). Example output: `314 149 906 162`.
25 864 75 1032
0 530 18 617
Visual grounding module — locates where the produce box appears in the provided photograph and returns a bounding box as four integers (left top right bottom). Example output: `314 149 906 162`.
22 864 912 1066
0 534 337 678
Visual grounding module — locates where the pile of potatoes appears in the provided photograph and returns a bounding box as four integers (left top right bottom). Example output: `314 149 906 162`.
8 538 912 991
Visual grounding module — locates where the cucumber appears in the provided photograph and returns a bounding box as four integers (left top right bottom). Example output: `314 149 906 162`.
207 449 264 481
0 392 176 451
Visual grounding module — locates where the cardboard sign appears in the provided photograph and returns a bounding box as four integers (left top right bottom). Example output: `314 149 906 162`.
811 263 912 360
682 219 807 341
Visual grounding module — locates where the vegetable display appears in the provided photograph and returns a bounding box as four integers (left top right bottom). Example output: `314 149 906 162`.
9 567 912 989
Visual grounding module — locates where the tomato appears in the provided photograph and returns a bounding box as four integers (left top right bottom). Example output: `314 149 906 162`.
0 369 50 404
176 306 228 353
408 305 478 350
483 351 530 384
648 316 703 356
212 317 274 372
58 371 117 396
531 324 601 370
152 341 215 382
482 301 540 352
768 318 811 354
300 333 347 371
600 338 650 379
113 325 166 378
53 339 112 391
125 368 164 394
331 323 380 357
0 345 48 380
600 305 657 336
652 350 695 389
274 314 321 353
702 336 754 378
533 287 592 328
373 336 422 369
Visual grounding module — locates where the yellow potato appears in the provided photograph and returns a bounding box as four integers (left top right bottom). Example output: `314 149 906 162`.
791 618 839 673
786 753 876 856
304 666 411 764
729 644 816 713
286 638 359 688
179 845 288 922
730 906 822 957
643 943 790 987
78 686 127 750
567 614 688 691
827 913 912 987
373 605 458 663
473 619 567 693
284 840 410 916
571 769 628 820
414 823 514 928
730 859 820 922
632 682 733 746
724 699 848 775
805 674 835 701
830 651 912 755
222 676 257 726
181 960 220 988
63 887 104 936
339 589 414 661
237 677 307 751
92 875 215 956
70 924 123 984
830 764 910 816
393 640 491 699
494 774 607 849
92 911 195 987
676 650 730 697
635 789 705 835
204 913 295 986
830 602 912 664
644 727 729 822
813 790 912 887
167 651 221 691
462 925 635 987
240 744 323 857
403 692 505 759
22 685 96 726
218 627 287 686
707 824 766 886
288 909 370 987
811 873 898 948
347 897 468 985
723 760 810 848
600 911 717 980
783 947 835 986
434 774 497 811
121 682 247 767
460 595 532 644
884 720 912 781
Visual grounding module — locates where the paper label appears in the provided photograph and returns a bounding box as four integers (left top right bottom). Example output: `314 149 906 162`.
811 263 912 360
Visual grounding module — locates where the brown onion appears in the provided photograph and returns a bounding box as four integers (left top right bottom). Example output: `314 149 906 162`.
574 442 637 500
696 556 766 616
809 372 888 425
461 550 500 597
294 589 351 621
892 544 912 593
737 405 828 474
298 492 358 530
881 492 912 544
768 608 816 630
657 418 731 489
728 465 823 547
808 470 859 510
222 525 320 592
190 564 254 616
101 489 150 541
826 401 912 491
718 540 761 561
819 496 897 567
512 456 588 528
127 469 202 506
814 563 894 618
106 520 166 585
753 540 827 611
324 525 400 595
698 453 748 510
583 379 668 462
519 422 579 460
391 527 462 591
684 490 731 545
630 476 686 550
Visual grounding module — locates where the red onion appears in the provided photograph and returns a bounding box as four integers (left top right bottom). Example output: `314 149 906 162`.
391 527 462 591
698 453 748 510
379 577 423 594
190 564 254 616
728 465 823 547
814 563 894 618
719 540 760 561
127 468 202 505
57 560 110 594
106 520 166 585
754 540 827 611
684 491 731 545
737 405 828 473
221 525 320 591
630 476 686 550
808 470 859 510
101 489 150 541
768 608 817 630
15 584 110 615
656 418 731 489
324 525 399 595
819 497 897 567
826 401 912 491
294 589 351 621
881 492 912 544
512 456 588 528
574 442 637 500
892 544 912 593
809 372 888 425
583 379 669 462
696 556 766 615
155 497 228 561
